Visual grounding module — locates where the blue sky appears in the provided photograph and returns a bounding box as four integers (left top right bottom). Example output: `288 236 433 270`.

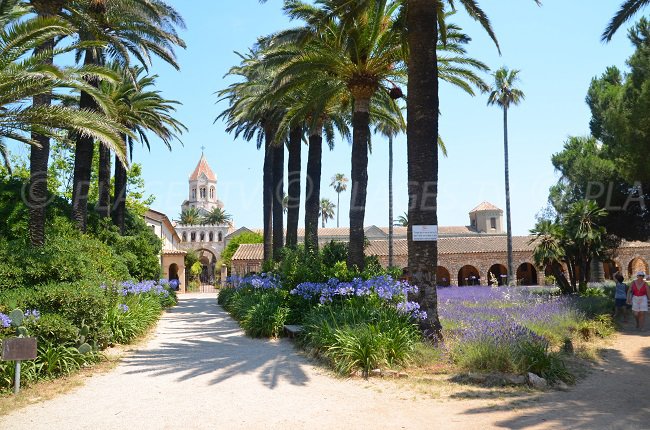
9 1 642 234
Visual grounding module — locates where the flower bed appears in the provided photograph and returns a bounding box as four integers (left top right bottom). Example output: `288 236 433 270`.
0 279 176 391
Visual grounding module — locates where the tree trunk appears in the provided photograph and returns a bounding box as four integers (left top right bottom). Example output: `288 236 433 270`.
272 143 284 261
406 0 443 339
336 192 340 228
263 127 274 263
552 262 572 294
503 107 514 285
71 49 101 232
388 134 394 268
304 130 322 255
97 144 111 218
112 147 128 234
347 97 371 271
286 127 301 248
28 37 55 247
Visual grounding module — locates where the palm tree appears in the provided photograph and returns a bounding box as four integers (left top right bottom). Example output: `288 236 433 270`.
319 198 336 228
202 207 232 226
396 211 408 227
178 207 201 226
70 0 185 231
487 67 525 286
102 64 185 234
278 0 405 271
603 0 650 41
529 220 572 294
330 173 348 228
218 48 282 263
0 11 126 189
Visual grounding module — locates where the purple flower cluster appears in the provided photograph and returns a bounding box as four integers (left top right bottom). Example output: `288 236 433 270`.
0 313 10 328
120 280 170 298
227 273 282 290
396 301 428 321
119 304 129 313
291 275 417 304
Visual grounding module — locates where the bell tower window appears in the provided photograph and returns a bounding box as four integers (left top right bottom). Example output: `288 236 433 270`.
192 188 196 200
200 187 206 199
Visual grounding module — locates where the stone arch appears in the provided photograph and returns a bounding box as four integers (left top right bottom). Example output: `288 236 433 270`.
603 259 621 280
169 263 179 280
190 231 196 242
196 248 217 285
210 186 215 199
200 231 205 242
458 265 480 286
516 262 538 286
218 231 223 242
487 264 508 286
436 266 451 286
627 257 648 278
209 232 214 242
182 232 187 242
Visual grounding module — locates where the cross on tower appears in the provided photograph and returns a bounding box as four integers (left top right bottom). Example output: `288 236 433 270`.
200 145 206 153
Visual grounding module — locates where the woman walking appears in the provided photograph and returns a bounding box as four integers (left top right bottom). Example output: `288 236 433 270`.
628 271 650 331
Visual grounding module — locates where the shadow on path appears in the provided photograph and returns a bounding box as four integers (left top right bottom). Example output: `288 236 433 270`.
122 295 310 389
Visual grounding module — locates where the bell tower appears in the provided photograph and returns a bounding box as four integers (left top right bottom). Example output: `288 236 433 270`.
182 150 223 213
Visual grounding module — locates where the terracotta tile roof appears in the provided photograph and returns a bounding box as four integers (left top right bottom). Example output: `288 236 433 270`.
232 243 264 261
189 154 216 181
365 236 537 256
162 249 187 255
379 226 477 236
469 201 502 213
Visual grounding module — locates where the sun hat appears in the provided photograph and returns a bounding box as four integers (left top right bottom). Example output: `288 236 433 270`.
637 271 646 277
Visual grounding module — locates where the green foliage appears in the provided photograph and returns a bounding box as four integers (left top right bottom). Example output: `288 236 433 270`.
190 262 202 279
300 301 419 376
241 291 289 338
320 241 348 268
219 232 263 269
28 314 79 345
105 295 162 344
515 340 574 384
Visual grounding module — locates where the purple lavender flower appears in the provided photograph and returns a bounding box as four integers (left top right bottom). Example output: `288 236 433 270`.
119 304 129 313
25 309 40 320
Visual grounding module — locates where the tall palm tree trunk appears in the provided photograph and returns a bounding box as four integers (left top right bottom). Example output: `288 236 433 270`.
388 134 394 268
97 144 111 218
112 143 128 234
406 0 443 339
71 49 101 232
336 191 340 228
304 130 322 255
503 107 514 285
28 38 55 247
263 126 274 263
272 143 284 261
286 127 301 248
347 96 371 271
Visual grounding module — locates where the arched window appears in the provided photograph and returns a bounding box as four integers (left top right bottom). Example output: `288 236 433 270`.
182 232 187 242
200 187 206 199
210 187 215 199
218 232 223 242
209 232 214 242
200 232 205 242
190 232 196 242
192 188 196 200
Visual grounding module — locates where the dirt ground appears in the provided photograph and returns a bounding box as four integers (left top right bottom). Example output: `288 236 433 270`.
0 294 648 430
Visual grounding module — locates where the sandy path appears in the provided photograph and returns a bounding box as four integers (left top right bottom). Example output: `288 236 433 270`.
1 295 649 429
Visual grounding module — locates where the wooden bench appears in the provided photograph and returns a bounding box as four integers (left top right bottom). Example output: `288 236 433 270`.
283 325 303 338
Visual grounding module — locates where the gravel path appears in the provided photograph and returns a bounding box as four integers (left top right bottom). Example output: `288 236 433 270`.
1 295 649 429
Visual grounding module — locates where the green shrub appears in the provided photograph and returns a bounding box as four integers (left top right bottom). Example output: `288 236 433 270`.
301 301 419 375
28 314 79 345
241 291 289 338
217 286 237 306
515 340 574 384
105 295 162 344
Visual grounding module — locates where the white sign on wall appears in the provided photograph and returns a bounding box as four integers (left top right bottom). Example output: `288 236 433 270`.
412 225 438 242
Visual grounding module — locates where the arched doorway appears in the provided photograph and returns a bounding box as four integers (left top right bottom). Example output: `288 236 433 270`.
436 266 451 286
603 260 621 280
516 263 538 286
458 265 480 286
628 257 648 278
197 249 217 285
168 263 180 290
487 264 507 286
